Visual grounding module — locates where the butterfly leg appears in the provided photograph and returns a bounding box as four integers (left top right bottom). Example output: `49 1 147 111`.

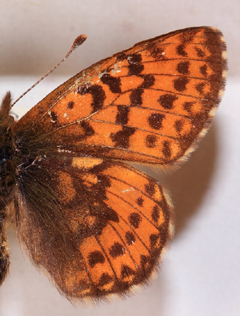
0 206 10 285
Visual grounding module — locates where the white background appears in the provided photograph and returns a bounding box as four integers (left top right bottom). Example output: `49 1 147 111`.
0 1 239 315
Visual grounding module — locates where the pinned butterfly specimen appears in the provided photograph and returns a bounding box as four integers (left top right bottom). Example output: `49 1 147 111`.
0 27 227 303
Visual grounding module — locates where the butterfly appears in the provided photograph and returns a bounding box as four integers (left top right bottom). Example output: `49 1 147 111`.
0 27 227 303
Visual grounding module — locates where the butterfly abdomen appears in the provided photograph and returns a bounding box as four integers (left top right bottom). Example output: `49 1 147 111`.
0 148 13 286
0 92 16 285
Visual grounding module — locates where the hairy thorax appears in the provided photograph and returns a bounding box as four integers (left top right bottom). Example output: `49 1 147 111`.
0 94 16 210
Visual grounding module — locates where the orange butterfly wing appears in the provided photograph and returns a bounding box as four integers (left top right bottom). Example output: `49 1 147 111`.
15 158 173 300
14 27 226 165
11 27 226 302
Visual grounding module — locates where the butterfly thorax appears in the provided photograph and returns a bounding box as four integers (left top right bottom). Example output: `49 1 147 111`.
0 93 16 208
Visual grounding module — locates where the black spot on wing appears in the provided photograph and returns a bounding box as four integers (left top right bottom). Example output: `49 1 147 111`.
109 242 125 258
149 45 165 59
176 44 187 57
101 73 121 94
116 52 127 61
121 265 136 279
128 213 142 229
148 113 165 130
158 94 178 110
146 134 157 148
97 273 113 287
150 234 160 248
145 180 156 196
77 84 106 112
80 121 95 137
137 197 144 206
115 105 130 125
110 126 136 149
67 101 74 109
174 77 189 92
88 251 105 268
183 101 194 112
177 61 190 75
151 205 160 223
200 64 207 77
174 119 184 133
127 53 144 76
128 53 142 64
130 89 143 106
195 82 205 94
195 47 205 57
140 75 155 88
125 232 136 245
162 140 171 158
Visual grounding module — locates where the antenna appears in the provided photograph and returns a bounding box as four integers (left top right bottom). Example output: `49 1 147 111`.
11 34 87 108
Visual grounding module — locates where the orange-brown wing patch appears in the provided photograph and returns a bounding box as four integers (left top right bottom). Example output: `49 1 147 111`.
14 27 227 166
15 157 173 301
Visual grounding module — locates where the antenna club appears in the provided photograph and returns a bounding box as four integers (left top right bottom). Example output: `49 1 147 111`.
72 34 87 50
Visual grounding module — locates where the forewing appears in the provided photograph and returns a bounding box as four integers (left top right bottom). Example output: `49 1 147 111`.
14 27 227 166
15 157 173 301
